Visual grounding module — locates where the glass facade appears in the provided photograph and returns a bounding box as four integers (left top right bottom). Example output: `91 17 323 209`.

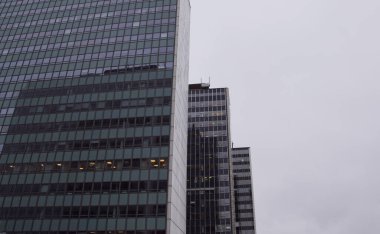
187 84 236 234
0 0 190 233
232 147 256 234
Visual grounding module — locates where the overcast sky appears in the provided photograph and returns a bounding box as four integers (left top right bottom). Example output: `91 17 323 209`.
188 0 380 233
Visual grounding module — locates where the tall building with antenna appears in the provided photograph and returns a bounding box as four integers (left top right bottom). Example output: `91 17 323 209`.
187 84 256 234
187 83 236 234
0 0 190 233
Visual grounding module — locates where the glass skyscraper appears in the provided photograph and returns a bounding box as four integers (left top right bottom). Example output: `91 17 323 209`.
0 0 190 233
187 84 236 234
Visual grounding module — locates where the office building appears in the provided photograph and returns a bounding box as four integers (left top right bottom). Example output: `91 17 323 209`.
0 0 190 233
232 147 256 234
187 83 236 234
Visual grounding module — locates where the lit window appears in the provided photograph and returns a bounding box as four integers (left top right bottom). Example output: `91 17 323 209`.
150 159 158 167
159 159 167 167
88 162 96 170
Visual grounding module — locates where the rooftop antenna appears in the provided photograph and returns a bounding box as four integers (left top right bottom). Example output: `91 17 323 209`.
208 76 211 85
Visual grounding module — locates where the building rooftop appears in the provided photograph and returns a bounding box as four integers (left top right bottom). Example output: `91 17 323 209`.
189 83 210 90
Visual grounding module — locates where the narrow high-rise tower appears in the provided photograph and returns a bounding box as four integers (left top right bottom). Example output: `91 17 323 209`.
232 147 256 234
187 84 257 234
0 0 190 233
187 83 236 234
